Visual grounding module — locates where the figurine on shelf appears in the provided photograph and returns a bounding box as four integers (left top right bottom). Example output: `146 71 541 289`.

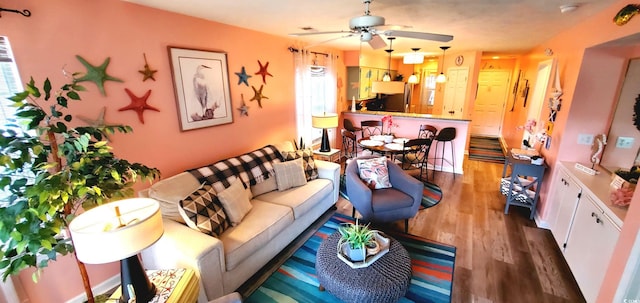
590 134 607 169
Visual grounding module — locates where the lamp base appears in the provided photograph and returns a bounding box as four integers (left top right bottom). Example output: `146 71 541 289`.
120 255 156 303
319 128 331 152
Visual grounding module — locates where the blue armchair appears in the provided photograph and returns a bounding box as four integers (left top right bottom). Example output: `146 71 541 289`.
345 156 423 232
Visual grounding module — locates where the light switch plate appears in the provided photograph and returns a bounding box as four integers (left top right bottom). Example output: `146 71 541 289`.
616 136 635 148
577 134 594 145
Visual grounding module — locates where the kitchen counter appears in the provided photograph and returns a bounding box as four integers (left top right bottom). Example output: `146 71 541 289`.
344 110 471 122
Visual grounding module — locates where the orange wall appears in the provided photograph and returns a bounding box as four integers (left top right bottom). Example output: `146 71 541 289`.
3 0 342 301
498 0 640 301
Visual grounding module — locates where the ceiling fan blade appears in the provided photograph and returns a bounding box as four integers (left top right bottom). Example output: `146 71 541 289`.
368 34 387 49
289 30 352 37
383 30 453 42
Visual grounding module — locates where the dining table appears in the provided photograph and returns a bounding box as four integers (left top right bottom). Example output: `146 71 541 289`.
357 136 414 156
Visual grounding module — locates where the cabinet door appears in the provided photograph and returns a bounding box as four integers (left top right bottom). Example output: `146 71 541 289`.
549 170 582 250
563 194 621 303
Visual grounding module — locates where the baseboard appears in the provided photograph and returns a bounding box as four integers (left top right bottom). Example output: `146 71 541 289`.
535 214 550 229
65 274 120 303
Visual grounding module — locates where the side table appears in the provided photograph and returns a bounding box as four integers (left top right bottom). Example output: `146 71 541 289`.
109 268 199 303
501 151 546 219
313 148 341 163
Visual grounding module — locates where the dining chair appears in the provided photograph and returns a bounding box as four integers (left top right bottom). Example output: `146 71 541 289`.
360 120 384 137
394 138 432 181
418 124 438 140
341 129 358 160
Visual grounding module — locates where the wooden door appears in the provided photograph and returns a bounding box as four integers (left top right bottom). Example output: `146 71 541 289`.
442 67 468 117
470 70 510 136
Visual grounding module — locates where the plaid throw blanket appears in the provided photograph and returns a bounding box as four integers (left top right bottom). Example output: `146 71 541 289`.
187 145 282 190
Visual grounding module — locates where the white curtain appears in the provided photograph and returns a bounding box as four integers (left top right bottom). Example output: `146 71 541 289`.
293 48 338 148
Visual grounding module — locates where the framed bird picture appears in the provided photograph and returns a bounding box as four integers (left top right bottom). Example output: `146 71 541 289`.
168 46 233 131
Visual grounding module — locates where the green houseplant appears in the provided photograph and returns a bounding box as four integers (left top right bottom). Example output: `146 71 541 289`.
337 219 376 262
0 76 160 302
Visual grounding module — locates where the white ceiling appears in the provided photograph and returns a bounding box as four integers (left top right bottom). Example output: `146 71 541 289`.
124 0 620 58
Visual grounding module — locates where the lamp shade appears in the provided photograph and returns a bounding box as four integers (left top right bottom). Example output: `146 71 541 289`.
407 74 419 84
312 114 338 129
69 198 163 264
371 81 405 94
436 73 447 83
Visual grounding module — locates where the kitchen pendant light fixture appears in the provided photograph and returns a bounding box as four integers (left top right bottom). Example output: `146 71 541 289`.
436 46 450 83
407 48 421 84
383 37 395 81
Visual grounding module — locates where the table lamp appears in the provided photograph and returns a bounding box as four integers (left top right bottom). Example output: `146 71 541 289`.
312 113 338 152
69 198 164 303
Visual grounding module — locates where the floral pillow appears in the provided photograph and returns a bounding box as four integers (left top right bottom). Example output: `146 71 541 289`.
356 156 392 189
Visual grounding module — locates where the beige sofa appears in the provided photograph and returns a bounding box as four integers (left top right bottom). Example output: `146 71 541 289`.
139 141 340 302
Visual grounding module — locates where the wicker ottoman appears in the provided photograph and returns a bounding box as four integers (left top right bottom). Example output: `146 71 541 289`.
315 232 412 303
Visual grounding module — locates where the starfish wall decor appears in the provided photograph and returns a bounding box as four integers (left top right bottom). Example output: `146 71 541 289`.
118 88 159 124
75 55 123 96
250 84 268 108
255 60 273 84
138 53 158 81
78 106 112 141
237 93 250 116
235 66 252 86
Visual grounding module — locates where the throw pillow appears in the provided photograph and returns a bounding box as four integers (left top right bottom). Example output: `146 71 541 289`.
217 178 253 226
178 185 231 237
273 158 307 191
280 148 318 181
356 156 392 189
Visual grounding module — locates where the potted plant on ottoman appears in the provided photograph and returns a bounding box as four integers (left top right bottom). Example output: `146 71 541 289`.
337 219 376 262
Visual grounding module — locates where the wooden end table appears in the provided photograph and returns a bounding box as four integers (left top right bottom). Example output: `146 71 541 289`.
313 148 341 163
109 268 199 303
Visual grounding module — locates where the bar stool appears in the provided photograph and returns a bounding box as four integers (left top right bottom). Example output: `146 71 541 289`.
432 127 457 179
341 129 357 160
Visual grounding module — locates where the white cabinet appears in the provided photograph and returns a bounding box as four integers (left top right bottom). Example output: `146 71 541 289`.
548 162 625 303
549 169 582 250
563 194 621 303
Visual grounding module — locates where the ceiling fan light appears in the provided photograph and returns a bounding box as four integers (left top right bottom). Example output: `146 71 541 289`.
436 73 447 83
361 31 373 42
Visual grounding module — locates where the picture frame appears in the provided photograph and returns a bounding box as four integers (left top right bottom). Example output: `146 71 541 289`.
168 46 233 131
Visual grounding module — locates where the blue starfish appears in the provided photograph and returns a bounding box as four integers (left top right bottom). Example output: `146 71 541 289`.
235 66 252 86
75 55 123 96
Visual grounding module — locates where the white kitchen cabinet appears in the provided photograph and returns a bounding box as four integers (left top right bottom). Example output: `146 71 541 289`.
549 169 582 250
563 194 621 303
547 162 626 303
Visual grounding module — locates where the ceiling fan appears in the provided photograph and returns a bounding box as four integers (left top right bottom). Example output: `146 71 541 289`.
289 0 453 49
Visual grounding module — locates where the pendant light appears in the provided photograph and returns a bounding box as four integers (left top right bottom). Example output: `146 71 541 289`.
407 48 421 84
383 37 395 81
436 46 450 83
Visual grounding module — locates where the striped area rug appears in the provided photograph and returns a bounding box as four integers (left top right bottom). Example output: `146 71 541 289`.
468 136 506 163
245 213 456 303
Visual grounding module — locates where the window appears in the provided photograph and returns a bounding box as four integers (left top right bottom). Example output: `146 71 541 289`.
0 36 24 203
309 65 329 143
0 36 23 127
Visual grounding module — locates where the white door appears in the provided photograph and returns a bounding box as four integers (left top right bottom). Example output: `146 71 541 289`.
442 67 468 118
470 70 510 136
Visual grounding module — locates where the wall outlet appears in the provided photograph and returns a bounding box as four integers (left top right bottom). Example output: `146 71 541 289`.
616 136 635 148
577 134 594 145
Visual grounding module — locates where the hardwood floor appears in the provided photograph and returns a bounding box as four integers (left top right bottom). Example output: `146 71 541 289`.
335 157 586 303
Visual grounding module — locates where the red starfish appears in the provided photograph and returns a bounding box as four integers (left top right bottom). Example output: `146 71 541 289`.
118 88 159 124
255 60 273 84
